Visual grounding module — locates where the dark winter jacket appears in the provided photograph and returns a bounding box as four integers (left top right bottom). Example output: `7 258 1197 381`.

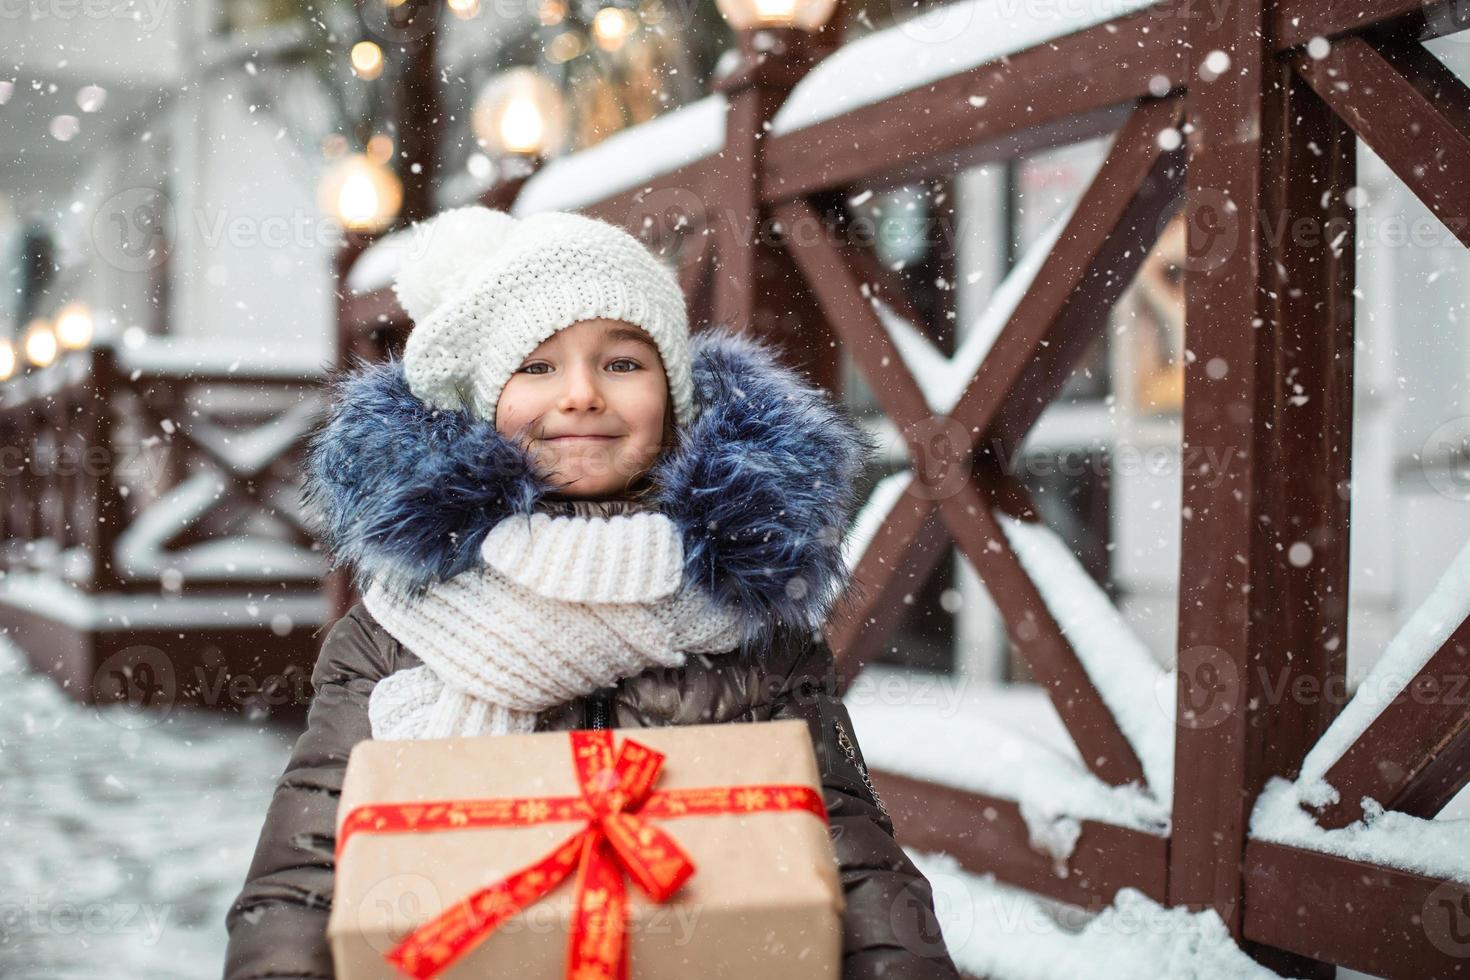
223 325 962 980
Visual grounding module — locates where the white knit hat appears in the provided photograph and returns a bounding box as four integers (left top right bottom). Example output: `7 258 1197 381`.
391 205 694 428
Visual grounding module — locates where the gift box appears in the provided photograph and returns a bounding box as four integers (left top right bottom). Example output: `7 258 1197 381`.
327 719 844 980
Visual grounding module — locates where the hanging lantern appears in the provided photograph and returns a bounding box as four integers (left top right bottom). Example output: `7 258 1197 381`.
715 0 836 31
318 151 403 233
472 67 568 159
23 318 58 368
54 301 95 349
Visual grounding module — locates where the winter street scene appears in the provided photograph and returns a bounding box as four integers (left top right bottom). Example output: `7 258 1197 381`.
3 0 1470 977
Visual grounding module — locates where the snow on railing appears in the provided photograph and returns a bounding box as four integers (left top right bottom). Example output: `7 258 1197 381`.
841 470 912 573
1297 535 1470 795
771 0 1159 135
996 512 1175 799
846 682 1169 855
112 335 329 380
873 203 1076 416
1248 537 1470 884
513 95 729 218
114 472 323 582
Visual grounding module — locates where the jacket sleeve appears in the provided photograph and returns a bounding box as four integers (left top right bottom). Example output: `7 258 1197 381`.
223 602 394 980
768 633 962 980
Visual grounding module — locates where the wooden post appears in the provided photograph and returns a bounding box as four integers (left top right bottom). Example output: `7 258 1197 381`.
1171 3 1354 975
86 346 125 594
710 27 829 338
391 0 441 225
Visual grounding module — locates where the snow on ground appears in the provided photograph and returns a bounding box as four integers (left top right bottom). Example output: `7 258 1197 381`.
0 634 293 979
908 849 1287 979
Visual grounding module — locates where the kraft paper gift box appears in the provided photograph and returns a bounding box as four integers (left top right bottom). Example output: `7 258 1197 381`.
327 718 844 980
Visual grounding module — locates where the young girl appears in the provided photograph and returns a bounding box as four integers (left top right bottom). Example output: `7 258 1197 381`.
223 206 960 979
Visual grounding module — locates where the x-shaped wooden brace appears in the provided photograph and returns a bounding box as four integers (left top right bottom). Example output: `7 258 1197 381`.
775 95 1186 789
132 389 324 555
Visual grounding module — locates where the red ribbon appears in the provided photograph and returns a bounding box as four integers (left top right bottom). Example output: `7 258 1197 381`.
335 729 829 980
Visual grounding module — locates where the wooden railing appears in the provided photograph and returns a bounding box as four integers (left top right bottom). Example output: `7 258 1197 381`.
0 342 325 594
337 2 1470 975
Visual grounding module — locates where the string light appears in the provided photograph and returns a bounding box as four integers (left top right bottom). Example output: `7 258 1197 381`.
23 318 58 367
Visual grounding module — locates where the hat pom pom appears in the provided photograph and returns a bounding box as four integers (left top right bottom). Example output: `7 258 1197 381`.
392 206 519 323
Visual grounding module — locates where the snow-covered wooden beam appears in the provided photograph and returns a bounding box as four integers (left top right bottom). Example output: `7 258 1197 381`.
761 6 1185 202
872 766 1169 909
1244 839 1470 979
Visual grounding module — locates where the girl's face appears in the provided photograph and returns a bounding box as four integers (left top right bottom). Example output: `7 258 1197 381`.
495 318 670 498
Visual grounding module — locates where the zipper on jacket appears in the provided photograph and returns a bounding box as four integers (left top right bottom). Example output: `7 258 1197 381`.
834 716 889 821
585 688 613 730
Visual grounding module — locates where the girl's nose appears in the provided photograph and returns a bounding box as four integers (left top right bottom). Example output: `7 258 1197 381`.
558 361 604 412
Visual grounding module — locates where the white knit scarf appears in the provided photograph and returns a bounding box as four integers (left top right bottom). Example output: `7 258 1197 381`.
362 497 744 741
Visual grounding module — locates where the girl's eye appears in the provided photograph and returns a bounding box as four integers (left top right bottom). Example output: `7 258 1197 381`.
519 363 550 375
608 358 640 373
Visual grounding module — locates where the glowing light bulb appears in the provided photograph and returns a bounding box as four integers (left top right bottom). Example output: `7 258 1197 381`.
351 41 384 79
54 301 94 349
24 319 58 367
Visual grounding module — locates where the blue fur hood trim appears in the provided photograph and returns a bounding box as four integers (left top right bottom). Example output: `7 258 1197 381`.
302 325 876 645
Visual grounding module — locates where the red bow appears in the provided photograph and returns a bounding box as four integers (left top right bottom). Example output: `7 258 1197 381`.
335 729 828 980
